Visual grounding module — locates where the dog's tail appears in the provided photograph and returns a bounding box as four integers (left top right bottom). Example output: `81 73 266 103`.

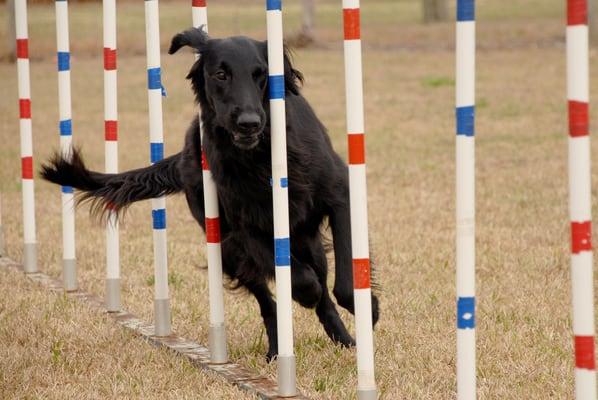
40 148 184 217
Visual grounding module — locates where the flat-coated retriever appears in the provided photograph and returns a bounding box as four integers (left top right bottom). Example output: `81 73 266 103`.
41 27 379 360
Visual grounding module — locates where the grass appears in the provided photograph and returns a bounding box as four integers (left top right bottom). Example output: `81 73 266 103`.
0 0 596 398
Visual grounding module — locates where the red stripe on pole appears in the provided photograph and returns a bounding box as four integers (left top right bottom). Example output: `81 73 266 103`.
568 0 588 26
192 0 206 6
348 133 365 165
569 101 589 137
572 221 592 253
16 39 29 59
343 8 360 40
105 120 118 141
575 335 596 370
205 217 220 243
19 99 31 119
21 157 33 179
353 258 371 289
201 150 209 170
104 48 117 71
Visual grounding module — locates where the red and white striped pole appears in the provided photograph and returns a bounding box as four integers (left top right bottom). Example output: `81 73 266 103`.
341 1 377 398
103 0 120 312
15 0 37 274
191 0 228 364
55 0 77 291
567 1 596 398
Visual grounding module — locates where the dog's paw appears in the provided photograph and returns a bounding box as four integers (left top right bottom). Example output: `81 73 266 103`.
266 348 278 363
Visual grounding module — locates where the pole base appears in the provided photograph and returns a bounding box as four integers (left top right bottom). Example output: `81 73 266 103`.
154 298 171 336
357 388 378 400
105 278 121 312
277 354 296 397
208 324 228 364
23 243 37 273
63 258 77 292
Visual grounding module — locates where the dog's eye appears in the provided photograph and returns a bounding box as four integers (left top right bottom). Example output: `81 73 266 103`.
253 68 267 88
214 71 227 81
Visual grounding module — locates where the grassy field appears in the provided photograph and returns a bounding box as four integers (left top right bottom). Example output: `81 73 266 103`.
1 0 596 398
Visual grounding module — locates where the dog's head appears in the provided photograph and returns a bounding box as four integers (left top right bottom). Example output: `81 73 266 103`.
169 27 303 150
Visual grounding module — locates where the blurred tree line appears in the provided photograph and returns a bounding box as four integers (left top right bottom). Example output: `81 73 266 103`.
4 0 598 59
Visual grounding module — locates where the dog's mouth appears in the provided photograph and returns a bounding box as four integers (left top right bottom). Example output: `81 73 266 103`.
231 132 261 150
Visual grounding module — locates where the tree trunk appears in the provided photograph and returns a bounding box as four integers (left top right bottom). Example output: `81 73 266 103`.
5 0 16 62
288 0 315 48
423 0 449 23
590 0 598 46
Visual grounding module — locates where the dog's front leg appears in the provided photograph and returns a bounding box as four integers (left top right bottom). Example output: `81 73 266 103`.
246 281 278 361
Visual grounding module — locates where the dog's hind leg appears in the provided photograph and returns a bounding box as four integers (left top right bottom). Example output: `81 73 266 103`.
329 193 380 327
312 241 355 347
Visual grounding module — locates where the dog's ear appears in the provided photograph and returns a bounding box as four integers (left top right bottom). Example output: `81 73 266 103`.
283 45 304 95
169 26 209 55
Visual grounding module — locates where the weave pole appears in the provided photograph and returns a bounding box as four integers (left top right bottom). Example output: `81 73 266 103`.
56 0 77 291
103 0 120 312
455 0 476 399
144 0 171 336
15 0 37 274
567 1 596 398
341 1 377 399
191 0 228 364
265 0 296 396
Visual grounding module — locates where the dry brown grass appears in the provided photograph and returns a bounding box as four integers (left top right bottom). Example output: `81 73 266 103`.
1 0 597 398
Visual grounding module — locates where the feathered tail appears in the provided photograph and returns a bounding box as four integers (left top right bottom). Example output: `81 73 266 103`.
40 148 184 218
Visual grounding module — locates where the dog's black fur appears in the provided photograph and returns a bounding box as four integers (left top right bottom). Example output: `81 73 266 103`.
41 28 379 360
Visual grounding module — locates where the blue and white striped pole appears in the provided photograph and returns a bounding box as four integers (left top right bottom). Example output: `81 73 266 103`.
191 0 228 364
266 0 296 396
455 0 476 399
144 0 171 337
56 0 77 292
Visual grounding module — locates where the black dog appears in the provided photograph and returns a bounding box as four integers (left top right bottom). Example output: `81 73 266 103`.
41 28 379 360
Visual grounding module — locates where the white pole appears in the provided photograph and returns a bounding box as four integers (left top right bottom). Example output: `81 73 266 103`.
15 0 37 273
55 0 77 291
567 1 597 398
455 0 476 399
341 1 377 398
103 0 120 312
265 0 296 396
191 0 228 364
144 0 171 337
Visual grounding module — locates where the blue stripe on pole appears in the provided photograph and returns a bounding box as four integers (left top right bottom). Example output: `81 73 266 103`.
457 296 475 329
280 177 288 188
268 75 285 100
150 142 164 163
147 67 161 90
274 237 290 267
61 185 73 194
266 0 281 11
457 0 475 21
57 52 70 71
456 106 475 137
59 119 72 136
152 208 166 229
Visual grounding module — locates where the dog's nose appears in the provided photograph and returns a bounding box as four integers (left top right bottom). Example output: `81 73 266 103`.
236 112 261 132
